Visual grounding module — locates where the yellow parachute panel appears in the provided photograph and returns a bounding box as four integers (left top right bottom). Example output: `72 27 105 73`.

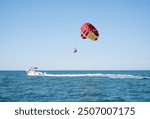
87 31 99 41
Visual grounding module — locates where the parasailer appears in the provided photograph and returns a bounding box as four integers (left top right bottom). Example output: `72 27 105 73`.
80 22 99 41
73 48 77 53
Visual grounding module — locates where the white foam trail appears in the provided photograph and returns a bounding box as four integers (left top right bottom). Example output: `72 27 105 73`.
104 74 143 79
43 73 147 79
44 73 102 77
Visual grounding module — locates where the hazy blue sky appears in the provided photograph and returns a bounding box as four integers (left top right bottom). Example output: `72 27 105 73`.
0 0 150 70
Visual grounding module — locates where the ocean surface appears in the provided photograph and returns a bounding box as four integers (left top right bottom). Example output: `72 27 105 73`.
0 70 150 102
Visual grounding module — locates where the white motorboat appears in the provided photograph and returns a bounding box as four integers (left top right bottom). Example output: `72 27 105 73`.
27 67 44 76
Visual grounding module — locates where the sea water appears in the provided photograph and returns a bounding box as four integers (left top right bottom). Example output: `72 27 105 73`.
0 70 150 102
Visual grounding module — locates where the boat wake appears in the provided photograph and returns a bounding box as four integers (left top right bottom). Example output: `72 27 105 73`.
43 73 149 79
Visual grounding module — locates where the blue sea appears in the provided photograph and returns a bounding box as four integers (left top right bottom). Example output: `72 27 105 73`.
0 70 150 102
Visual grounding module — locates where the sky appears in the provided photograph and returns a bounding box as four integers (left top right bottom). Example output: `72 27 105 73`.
0 0 150 70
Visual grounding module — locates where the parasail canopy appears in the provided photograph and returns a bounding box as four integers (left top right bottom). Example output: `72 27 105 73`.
80 22 99 41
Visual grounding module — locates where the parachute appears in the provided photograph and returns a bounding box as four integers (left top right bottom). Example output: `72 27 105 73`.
80 22 99 41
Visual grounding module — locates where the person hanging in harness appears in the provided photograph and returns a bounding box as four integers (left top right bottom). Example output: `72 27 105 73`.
73 48 77 53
